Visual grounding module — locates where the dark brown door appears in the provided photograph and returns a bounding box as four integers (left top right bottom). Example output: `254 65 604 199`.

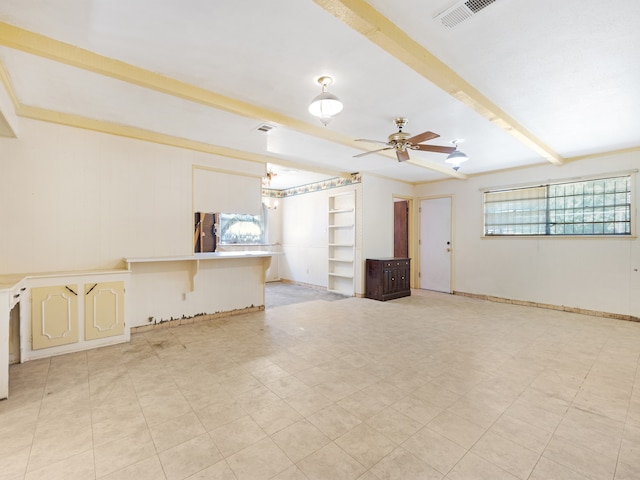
394 200 408 258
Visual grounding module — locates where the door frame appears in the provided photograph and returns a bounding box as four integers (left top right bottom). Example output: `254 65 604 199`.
418 194 455 293
393 195 415 288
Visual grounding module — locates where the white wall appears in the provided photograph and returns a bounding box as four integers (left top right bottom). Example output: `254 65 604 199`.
362 174 415 258
279 188 330 288
280 184 363 291
0 118 263 274
361 174 415 290
278 176 415 296
415 151 640 317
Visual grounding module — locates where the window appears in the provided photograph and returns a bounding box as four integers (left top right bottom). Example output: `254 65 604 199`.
484 175 632 236
219 207 267 244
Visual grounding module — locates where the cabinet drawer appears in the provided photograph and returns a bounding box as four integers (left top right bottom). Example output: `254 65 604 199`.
383 260 410 268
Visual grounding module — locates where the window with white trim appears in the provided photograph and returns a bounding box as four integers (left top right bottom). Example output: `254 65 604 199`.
483 175 632 236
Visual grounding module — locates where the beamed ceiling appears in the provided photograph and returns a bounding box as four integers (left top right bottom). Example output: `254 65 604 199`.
0 0 639 189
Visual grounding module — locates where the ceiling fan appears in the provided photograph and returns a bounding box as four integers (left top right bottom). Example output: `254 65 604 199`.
354 117 456 162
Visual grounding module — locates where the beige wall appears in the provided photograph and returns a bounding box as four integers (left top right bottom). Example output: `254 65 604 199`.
4 113 636 319
0 118 263 274
361 175 415 289
415 152 640 318
280 184 363 291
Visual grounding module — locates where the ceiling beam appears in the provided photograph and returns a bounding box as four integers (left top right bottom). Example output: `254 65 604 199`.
0 61 305 168
0 109 15 138
314 0 564 166
0 21 465 179
17 103 302 167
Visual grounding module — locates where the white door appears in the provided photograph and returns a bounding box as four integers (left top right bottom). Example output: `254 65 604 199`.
420 197 452 293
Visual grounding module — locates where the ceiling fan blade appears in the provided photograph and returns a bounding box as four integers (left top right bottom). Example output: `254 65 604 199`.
353 147 393 158
396 149 410 162
406 131 439 144
354 138 391 146
413 144 456 154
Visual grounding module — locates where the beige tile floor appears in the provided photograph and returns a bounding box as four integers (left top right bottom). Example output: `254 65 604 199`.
2 288 640 480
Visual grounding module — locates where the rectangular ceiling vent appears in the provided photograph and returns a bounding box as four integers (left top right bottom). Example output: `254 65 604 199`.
435 0 497 28
255 123 276 133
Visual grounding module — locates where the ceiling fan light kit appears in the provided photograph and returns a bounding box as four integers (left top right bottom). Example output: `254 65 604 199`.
308 76 343 126
354 117 456 162
445 139 468 170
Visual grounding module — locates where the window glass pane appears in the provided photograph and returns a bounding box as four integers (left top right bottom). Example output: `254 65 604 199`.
615 223 629 234
219 210 267 244
483 175 631 237
605 180 616 193
584 195 594 207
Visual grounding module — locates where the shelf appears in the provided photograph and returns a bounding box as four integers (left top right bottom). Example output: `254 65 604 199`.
327 288 348 295
328 190 356 297
329 208 354 214
126 251 272 264
328 272 354 279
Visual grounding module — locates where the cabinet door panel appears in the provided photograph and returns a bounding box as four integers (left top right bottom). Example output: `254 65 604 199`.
398 267 410 291
31 285 79 350
85 281 125 340
383 269 393 293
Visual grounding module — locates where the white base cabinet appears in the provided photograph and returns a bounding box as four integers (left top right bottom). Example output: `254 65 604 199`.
22 271 130 361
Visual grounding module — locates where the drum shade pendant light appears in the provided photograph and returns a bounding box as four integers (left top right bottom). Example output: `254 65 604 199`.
308 76 343 126
445 139 468 171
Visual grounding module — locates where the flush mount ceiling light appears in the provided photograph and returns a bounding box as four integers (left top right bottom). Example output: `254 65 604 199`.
308 76 343 126
445 139 469 171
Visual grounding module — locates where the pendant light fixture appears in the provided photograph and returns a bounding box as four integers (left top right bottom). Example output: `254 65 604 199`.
308 76 343 126
445 139 468 171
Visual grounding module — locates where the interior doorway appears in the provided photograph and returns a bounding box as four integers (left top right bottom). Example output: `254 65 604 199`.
394 199 409 258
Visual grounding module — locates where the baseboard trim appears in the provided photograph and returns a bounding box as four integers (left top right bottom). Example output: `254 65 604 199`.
454 291 639 323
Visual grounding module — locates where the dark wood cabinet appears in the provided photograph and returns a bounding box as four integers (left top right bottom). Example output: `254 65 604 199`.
365 258 411 301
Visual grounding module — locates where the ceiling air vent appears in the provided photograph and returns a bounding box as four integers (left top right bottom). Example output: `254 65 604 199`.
434 0 497 28
255 123 276 133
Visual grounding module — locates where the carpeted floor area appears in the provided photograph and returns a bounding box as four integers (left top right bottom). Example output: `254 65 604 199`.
265 282 348 308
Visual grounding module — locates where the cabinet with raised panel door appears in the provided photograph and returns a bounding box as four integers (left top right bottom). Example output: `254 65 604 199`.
31 281 125 350
365 258 411 301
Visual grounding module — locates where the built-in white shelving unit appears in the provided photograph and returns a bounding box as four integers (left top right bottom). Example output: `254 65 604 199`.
328 191 355 296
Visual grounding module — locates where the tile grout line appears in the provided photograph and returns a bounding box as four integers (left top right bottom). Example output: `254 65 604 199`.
612 345 640 480
526 326 614 480
23 357 51 480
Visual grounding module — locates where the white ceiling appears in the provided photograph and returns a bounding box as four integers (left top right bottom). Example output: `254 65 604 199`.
0 0 639 188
